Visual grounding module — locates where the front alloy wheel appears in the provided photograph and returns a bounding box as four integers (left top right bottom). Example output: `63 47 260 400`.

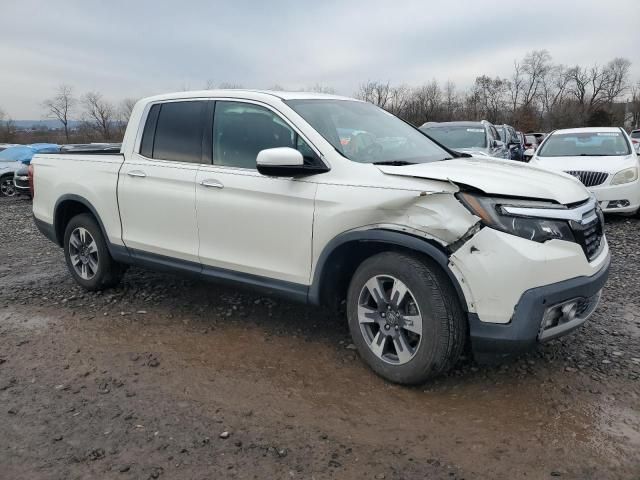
0 177 16 197
347 252 466 385
358 275 422 365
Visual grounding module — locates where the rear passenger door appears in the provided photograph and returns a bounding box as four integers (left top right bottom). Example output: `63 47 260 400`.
195 100 318 285
118 100 208 264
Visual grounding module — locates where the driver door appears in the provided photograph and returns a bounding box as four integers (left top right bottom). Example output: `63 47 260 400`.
195 100 318 285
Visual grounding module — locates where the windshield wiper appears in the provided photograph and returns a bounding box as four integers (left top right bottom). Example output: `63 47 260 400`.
372 160 416 166
579 153 610 156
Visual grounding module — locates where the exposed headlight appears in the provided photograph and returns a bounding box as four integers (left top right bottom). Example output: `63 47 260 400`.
458 193 575 243
610 167 638 185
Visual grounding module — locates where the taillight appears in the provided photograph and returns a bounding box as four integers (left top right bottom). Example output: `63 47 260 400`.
28 164 35 198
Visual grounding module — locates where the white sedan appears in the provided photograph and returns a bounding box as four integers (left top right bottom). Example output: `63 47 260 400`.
528 127 640 215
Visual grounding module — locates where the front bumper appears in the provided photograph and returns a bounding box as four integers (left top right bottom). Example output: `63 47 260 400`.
14 175 30 193
591 180 640 214
469 253 610 361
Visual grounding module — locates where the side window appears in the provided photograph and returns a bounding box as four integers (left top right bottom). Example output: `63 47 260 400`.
146 101 206 163
140 104 160 158
213 102 315 169
490 126 500 142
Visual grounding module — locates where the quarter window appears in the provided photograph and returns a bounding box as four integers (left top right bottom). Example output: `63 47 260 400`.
213 102 314 169
141 101 206 163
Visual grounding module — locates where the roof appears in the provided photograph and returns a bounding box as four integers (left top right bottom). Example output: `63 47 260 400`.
551 127 621 134
421 121 486 128
140 89 358 104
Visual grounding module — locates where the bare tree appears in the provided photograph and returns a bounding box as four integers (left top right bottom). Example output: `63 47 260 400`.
0 107 17 143
82 92 115 141
442 80 459 121
42 84 75 142
508 61 524 115
115 98 138 137
218 82 244 89
355 81 392 108
520 50 552 108
307 83 336 94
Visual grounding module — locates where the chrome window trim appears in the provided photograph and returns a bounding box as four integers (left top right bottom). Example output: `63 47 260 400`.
502 197 596 224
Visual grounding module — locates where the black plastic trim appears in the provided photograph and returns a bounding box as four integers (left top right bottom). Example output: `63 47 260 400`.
129 249 308 303
52 194 119 254
33 216 58 244
469 254 611 362
256 163 330 177
308 228 468 310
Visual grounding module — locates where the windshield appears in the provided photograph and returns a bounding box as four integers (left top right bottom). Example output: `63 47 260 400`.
285 99 452 164
421 126 487 149
537 131 631 157
631 131 640 139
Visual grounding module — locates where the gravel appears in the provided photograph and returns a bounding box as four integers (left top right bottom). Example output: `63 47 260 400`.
0 195 639 479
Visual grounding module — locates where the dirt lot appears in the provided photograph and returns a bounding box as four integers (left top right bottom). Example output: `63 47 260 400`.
0 196 639 480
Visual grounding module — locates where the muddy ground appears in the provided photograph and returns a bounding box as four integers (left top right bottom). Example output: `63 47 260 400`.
0 196 638 480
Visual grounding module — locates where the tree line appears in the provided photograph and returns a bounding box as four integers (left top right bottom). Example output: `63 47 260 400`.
1 49 638 145
355 51 639 131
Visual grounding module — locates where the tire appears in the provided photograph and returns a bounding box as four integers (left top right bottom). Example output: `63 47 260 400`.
63 213 125 291
0 175 16 197
347 251 466 385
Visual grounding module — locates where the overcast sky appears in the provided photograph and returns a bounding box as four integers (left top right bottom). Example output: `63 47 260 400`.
1 0 638 119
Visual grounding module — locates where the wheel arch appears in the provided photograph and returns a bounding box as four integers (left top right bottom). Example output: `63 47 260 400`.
308 229 469 313
53 195 114 253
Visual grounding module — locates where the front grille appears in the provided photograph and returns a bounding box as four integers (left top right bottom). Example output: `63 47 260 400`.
570 204 604 261
564 170 608 187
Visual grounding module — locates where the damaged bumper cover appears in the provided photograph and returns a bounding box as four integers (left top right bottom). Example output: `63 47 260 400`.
468 253 610 361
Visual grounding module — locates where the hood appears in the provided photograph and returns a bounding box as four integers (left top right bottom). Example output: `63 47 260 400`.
530 154 638 174
456 147 489 156
376 156 589 205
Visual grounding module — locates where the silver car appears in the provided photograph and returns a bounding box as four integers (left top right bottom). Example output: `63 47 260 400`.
419 120 509 159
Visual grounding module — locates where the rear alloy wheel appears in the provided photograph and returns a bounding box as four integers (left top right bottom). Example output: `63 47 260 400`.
347 252 466 385
63 213 125 291
68 227 100 281
0 176 16 197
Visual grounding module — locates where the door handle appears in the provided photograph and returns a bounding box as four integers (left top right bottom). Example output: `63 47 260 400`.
200 179 224 189
127 170 147 178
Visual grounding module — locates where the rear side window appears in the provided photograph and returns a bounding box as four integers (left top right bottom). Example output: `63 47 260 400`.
141 101 206 163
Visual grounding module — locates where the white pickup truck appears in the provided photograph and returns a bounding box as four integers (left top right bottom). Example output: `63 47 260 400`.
31 90 610 384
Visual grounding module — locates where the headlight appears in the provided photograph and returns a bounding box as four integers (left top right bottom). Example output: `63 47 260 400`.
610 167 638 185
458 193 575 243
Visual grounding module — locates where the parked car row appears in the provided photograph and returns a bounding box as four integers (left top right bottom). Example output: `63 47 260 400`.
419 120 545 163
0 143 121 198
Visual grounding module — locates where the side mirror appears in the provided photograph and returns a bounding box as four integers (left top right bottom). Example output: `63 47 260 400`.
256 147 330 177
523 148 535 157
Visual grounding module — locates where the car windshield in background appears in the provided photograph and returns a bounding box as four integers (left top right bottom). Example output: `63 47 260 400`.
537 131 631 157
631 131 640 139
422 126 487 149
285 99 452 164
